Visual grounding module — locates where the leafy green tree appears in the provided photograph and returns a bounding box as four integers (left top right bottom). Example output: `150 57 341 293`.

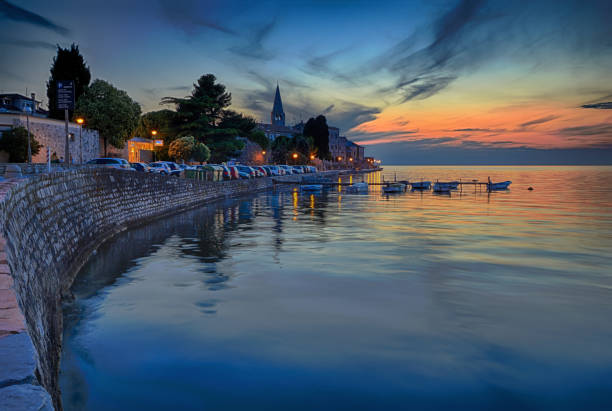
47 44 91 120
75 79 141 155
168 136 196 161
303 115 331 160
0 127 41 163
248 129 269 150
271 135 290 164
133 109 177 140
192 142 211 164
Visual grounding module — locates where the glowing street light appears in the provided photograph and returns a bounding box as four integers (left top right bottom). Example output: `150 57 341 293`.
292 153 298 159
349 157 353 162
337 156 342 161
310 154 315 160
262 150 266 155
76 118 84 164
151 130 158 136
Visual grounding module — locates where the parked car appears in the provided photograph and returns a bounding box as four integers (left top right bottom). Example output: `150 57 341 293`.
291 166 304 174
279 165 295 175
86 158 133 170
130 162 151 172
227 165 242 180
216 164 235 180
177 164 196 171
308 166 317 173
254 166 270 177
235 165 257 178
266 165 283 176
148 162 172 175
157 161 182 177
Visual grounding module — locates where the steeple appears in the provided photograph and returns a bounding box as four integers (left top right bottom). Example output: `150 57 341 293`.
271 83 285 126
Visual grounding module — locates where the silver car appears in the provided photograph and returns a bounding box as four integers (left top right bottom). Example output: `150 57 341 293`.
86 158 133 170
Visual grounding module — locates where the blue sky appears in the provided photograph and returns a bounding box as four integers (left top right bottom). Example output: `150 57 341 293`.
1 0 611 163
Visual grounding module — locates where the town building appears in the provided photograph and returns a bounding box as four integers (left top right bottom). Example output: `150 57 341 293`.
255 83 367 163
0 93 48 117
0 112 99 163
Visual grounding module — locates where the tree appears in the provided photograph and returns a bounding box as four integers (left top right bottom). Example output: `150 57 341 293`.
271 135 290 164
75 80 141 155
248 129 269 150
47 44 91 120
303 115 330 160
168 136 196 162
133 109 177 140
162 74 248 162
0 127 41 163
192 142 211 163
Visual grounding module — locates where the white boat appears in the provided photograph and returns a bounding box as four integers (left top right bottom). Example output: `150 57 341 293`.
346 182 369 192
411 181 431 190
433 182 452 192
382 183 406 193
488 181 512 190
301 184 323 191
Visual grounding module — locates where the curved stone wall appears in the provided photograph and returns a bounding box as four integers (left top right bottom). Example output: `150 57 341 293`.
0 169 289 410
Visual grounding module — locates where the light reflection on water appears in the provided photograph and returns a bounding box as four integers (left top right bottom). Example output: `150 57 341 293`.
61 166 612 410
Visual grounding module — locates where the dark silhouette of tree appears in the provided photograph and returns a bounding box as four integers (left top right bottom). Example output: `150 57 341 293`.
0 127 41 162
162 74 250 162
303 115 330 160
46 44 91 120
271 135 290 164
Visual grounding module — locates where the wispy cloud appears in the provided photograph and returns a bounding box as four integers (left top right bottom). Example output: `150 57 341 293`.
558 124 612 138
0 0 69 35
229 20 276 60
519 115 559 128
158 0 235 35
581 102 612 109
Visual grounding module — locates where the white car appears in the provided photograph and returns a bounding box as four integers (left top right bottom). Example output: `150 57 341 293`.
86 158 133 170
148 162 172 175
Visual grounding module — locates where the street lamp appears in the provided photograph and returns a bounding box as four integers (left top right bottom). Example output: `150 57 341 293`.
349 157 353 162
25 106 32 163
310 154 315 160
76 118 84 164
151 130 158 161
292 153 298 159
337 156 342 161
262 150 266 155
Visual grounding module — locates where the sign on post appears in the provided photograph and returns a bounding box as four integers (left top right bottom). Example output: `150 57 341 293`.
58 80 75 166
57 80 75 110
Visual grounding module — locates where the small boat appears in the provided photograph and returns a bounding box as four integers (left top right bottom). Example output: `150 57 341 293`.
301 184 323 191
448 181 460 189
433 182 452 192
488 181 512 190
346 182 369 192
411 181 431 190
382 183 406 193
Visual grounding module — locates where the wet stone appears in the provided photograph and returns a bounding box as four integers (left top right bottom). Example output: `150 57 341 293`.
0 384 53 411
0 333 37 386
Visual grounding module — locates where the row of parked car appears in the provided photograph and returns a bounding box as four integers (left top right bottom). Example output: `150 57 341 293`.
85 158 317 180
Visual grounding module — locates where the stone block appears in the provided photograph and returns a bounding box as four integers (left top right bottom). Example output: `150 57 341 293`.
0 332 37 386
0 384 53 411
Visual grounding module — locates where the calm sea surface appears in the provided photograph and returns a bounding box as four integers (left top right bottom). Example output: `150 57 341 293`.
61 166 612 410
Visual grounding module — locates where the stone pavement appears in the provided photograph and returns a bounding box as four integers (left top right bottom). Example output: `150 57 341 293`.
0 179 53 410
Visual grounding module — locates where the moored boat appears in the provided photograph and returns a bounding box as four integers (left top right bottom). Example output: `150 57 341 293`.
433 182 453 192
488 181 512 190
411 181 431 190
382 183 406 193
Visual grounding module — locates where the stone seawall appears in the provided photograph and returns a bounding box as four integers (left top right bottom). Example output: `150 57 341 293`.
0 169 306 410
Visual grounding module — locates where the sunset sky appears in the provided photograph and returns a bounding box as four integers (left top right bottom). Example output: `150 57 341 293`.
1 0 611 164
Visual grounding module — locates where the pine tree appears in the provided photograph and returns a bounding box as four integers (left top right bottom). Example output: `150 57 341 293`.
46 44 91 120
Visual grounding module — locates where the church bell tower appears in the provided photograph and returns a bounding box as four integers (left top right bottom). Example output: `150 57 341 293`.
271 83 285 126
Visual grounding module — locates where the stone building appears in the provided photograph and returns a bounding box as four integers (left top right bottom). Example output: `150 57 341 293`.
0 113 99 163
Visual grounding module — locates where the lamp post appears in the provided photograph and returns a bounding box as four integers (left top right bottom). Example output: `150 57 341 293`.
151 130 158 161
76 117 84 164
25 105 32 163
